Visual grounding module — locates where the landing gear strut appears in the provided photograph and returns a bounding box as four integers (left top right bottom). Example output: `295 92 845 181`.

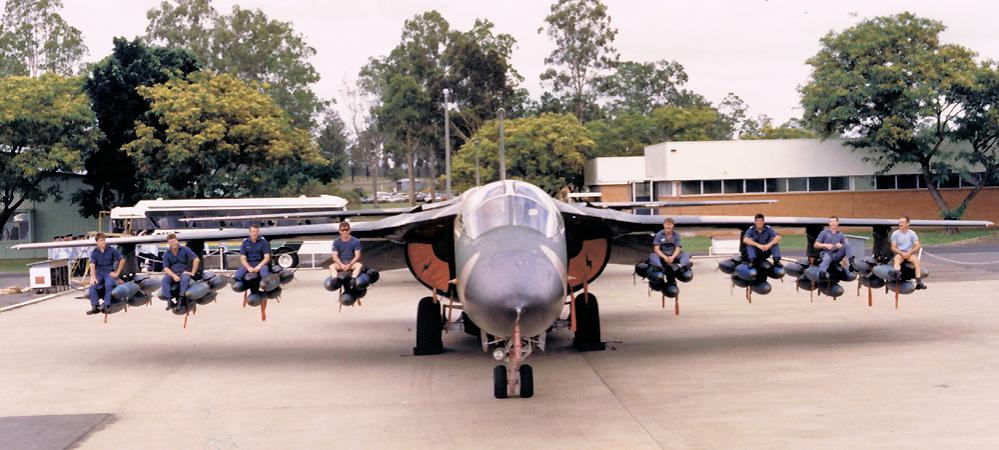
490 318 539 399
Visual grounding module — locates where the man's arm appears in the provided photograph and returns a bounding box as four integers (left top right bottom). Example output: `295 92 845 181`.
349 250 361 266
743 234 763 249
813 234 829 250
189 257 200 275
765 234 782 249
88 262 96 286
240 255 254 271
654 244 668 260
256 253 271 270
112 257 125 278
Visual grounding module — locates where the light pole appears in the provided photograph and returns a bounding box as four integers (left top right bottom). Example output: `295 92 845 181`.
498 108 506 181
474 138 480 186
443 88 452 199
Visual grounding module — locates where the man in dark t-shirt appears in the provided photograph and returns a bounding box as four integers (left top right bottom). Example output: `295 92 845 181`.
235 225 271 282
87 233 124 315
160 233 200 309
331 221 363 279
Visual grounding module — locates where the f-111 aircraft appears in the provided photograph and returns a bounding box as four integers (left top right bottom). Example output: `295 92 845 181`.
13 180 992 399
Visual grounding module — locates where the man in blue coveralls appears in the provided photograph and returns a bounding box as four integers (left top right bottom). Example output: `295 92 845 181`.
743 213 782 266
161 233 201 309
813 216 851 277
235 225 271 283
331 221 363 283
648 217 690 269
87 233 125 315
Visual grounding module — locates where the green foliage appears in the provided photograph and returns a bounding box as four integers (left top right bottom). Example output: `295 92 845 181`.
586 105 732 156
0 74 98 232
452 113 592 194
314 108 349 181
740 117 817 140
77 37 200 216
123 73 326 199
539 0 618 122
0 0 87 76
952 63 999 188
601 60 691 115
800 12 980 217
145 0 323 128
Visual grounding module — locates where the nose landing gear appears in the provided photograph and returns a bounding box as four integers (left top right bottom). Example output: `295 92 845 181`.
490 316 540 399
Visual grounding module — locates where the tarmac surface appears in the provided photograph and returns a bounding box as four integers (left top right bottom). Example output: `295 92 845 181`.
1 262 998 449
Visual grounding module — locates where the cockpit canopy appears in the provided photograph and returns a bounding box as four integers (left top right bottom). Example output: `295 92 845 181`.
458 181 562 239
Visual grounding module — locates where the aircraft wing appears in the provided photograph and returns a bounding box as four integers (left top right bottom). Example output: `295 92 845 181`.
177 206 420 223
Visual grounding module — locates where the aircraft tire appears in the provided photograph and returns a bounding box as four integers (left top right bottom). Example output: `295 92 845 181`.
519 364 534 398
413 297 444 356
461 311 480 338
573 293 606 352
493 365 508 399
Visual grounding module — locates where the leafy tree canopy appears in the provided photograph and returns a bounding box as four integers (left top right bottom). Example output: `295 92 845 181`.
0 0 87 76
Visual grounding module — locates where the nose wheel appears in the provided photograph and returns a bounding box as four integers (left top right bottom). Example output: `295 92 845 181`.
491 316 537 399
493 363 533 399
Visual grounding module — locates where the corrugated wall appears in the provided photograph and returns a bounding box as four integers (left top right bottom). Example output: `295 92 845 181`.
1 175 98 260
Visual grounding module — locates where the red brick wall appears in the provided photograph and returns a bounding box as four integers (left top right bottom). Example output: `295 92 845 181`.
594 183 999 223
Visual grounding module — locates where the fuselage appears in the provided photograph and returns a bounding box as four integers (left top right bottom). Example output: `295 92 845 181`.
453 181 568 339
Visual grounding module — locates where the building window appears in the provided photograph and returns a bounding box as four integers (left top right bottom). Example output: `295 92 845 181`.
853 176 875 191
876 175 896 190
938 174 960 189
654 181 672 198
808 176 829 191
702 180 722 194
787 177 808 192
896 174 919 189
632 181 651 201
723 179 744 194
830 176 849 191
745 179 765 193
681 180 700 195
766 178 781 192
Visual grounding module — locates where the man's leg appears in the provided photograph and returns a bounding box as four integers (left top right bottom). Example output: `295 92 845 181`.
259 265 271 278
892 254 904 272
677 252 690 269
770 244 781 263
908 254 926 288
88 282 100 309
818 252 832 272
160 275 174 298
746 245 758 263
102 274 116 307
179 273 192 296
350 262 363 278
234 266 248 282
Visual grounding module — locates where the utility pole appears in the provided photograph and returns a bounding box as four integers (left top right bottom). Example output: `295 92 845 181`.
498 108 506 181
443 88 452 199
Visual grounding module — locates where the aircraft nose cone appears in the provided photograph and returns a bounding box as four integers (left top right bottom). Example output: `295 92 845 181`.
462 249 566 338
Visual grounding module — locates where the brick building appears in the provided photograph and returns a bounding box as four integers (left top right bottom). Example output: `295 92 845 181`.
583 138 999 223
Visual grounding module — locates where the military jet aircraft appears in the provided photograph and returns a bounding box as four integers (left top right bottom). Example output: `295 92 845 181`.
13 180 992 399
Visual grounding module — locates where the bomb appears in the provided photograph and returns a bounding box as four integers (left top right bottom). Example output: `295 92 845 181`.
104 298 127 314
260 274 281 292
265 286 283 300
646 265 665 282
872 264 899 282
278 268 295 285
796 278 817 291
851 258 874 276
137 276 160 293
634 262 650 278
246 292 263 307
783 261 805 278
172 302 192 315
887 280 916 295
339 290 357 306
662 283 680 298
365 268 380 284
818 282 845 298
127 292 151 307
231 280 248 293
207 274 228 290
717 258 738 275
184 282 212 301
111 282 140 301
768 265 785 279
859 275 886 289
751 280 772 295
196 290 218 305
675 269 694 283
734 264 757 282
353 273 372 290
324 276 342 292
732 277 751 288
803 266 825 282
648 277 667 292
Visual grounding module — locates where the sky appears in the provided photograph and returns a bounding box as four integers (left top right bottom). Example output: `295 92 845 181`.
47 0 999 126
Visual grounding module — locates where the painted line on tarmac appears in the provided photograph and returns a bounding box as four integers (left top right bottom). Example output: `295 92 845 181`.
0 289 79 313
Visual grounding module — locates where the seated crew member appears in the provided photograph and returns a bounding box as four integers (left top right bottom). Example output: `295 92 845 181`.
891 216 926 290
160 233 201 309
235 224 272 283
331 221 363 283
813 216 851 277
87 233 124 315
743 213 782 266
648 217 690 269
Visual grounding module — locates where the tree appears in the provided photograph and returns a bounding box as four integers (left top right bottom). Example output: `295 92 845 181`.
601 60 690 115
740 116 817 140
145 0 323 128
0 0 87 76
950 62 999 216
538 0 618 123
0 74 99 234
77 37 200 216
313 108 349 182
585 104 733 157
123 73 326 199
452 113 592 194
801 13 982 219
